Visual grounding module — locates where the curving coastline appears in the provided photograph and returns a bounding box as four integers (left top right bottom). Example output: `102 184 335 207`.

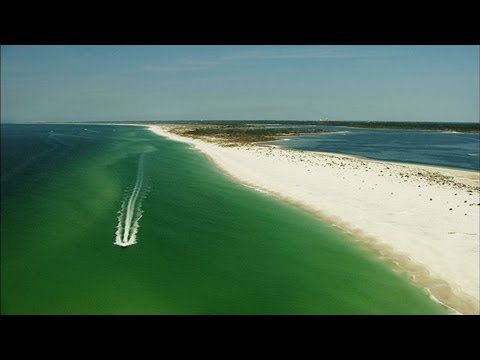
148 124 480 314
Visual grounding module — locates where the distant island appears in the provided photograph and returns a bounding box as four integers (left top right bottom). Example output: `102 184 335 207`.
315 121 480 133
142 121 480 145
83 120 480 134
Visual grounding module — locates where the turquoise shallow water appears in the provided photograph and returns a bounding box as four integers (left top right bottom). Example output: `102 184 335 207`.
0 124 446 314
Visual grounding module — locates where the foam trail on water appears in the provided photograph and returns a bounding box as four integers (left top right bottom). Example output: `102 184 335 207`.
114 200 126 246
114 153 146 247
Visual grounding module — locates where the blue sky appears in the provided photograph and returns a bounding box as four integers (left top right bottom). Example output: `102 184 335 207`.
1 45 478 122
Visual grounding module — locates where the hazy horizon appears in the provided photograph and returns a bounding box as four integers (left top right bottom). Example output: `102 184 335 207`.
2 45 479 123
2 119 480 124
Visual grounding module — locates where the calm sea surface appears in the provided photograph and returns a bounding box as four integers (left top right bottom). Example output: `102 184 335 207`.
267 126 480 171
0 124 445 314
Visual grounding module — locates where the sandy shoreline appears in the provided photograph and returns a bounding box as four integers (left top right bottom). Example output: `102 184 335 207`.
148 124 480 314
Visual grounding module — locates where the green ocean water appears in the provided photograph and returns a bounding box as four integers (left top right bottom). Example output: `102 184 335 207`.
0 124 446 314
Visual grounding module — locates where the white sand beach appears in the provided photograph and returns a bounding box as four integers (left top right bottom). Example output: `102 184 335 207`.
149 124 480 314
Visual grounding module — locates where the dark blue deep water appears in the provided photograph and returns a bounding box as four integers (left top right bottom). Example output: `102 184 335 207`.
274 127 480 171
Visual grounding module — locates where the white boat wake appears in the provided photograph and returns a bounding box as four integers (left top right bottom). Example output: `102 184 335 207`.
114 153 148 248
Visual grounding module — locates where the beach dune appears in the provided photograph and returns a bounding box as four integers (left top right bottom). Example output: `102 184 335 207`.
149 125 480 314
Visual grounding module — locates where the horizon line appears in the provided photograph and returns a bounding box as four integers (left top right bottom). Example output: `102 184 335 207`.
2 119 480 124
